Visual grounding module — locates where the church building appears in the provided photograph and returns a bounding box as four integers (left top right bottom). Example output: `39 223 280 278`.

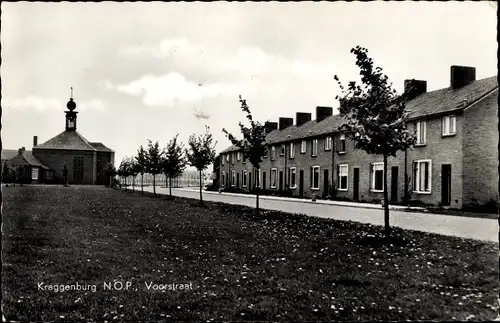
2 94 115 185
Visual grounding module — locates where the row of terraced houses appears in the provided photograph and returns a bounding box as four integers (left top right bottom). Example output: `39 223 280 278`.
216 66 498 209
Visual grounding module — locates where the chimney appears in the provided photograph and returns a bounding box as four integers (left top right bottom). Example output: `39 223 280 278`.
316 106 333 122
278 117 293 130
33 136 38 147
18 148 23 155
296 112 312 127
265 121 278 134
404 79 427 101
450 66 476 89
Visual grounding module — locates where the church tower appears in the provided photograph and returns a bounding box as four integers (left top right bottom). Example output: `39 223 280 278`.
65 87 78 131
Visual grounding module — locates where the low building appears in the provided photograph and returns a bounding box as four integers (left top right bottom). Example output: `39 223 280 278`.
2 95 115 185
218 65 498 209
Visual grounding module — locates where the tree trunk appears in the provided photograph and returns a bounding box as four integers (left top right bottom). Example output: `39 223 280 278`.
153 174 156 196
141 174 144 195
132 176 135 192
256 167 260 215
383 154 390 236
199 170 203 203
169 176 172 196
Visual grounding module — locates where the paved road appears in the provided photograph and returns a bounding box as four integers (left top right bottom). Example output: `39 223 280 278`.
140 186 498 242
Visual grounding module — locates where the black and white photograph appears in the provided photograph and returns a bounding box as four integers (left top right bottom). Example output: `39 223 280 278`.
1 1 498 322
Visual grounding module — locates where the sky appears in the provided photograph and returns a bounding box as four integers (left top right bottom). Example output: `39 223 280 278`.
1 2 497 170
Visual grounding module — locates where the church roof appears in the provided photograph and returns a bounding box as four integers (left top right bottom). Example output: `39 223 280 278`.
89 142 114 153
35 130 97 151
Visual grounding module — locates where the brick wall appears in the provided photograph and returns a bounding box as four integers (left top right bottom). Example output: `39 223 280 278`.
462 89 499 206
405 115 464 208
33 149 95 184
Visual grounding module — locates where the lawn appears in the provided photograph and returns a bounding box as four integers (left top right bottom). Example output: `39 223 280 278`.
2 185 499 322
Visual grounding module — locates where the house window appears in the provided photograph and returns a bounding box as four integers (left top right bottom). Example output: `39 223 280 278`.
231 170 236 186
416 120 426 145
232 153 235 164
242 170 248 187
325 136 332 151
226 154 229 162
289 143 295 159
270 168 277 188
221 171 226 187
442 116 456 136
371 162 384 192
289 167 297 189
312 139 318 157
311 165 320 190
256 169 261 188
280 144 285 156
271 146 276 160
46 171 54 180
413 160 432 194
221 156 225 166
338 164 348 191
263 147 268 158
243 155 246 164
339 134 346 153
31 168 39 180
237 152 241 161
300 140 306 154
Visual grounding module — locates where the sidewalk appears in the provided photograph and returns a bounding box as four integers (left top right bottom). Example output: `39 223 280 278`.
177 187 426 211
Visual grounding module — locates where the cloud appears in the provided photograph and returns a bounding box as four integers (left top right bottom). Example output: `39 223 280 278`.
3 96 107 112
119 38 335 77
100 72 244 107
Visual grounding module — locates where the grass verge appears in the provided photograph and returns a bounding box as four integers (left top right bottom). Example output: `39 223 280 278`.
2 186 498 322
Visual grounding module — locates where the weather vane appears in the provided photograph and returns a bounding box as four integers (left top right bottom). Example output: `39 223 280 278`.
71 87 73 99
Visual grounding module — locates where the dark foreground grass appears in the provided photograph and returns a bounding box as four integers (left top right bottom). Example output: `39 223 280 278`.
2 186 498 322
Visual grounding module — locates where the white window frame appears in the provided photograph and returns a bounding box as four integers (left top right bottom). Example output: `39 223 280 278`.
289 143 295 159
371 162 384 192
280 144 285 156
312 139 318 157
237 152 241 161
270 168 277 188
300 140 306 154
289 167 297 189
221 171 226 187
226 154 229 162
325 136 332 151
339 134 346 153
231 170 236 186
338 164 348 191
442 115 456 136
415 120 426 145
271 146 276 160
311 165 320 190
413 159 432 194
242 170 248 187
31 167 39 180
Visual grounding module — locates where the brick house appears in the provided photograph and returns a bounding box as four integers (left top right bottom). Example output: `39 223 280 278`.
2 96 115 185
218 66 498 209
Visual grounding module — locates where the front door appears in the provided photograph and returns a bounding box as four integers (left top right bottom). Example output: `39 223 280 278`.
279 171 284 191
323 169 329 198
353 168 360 201
299 170 304 197
391 166 399 202
73 156 84 184
441 164 452 206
